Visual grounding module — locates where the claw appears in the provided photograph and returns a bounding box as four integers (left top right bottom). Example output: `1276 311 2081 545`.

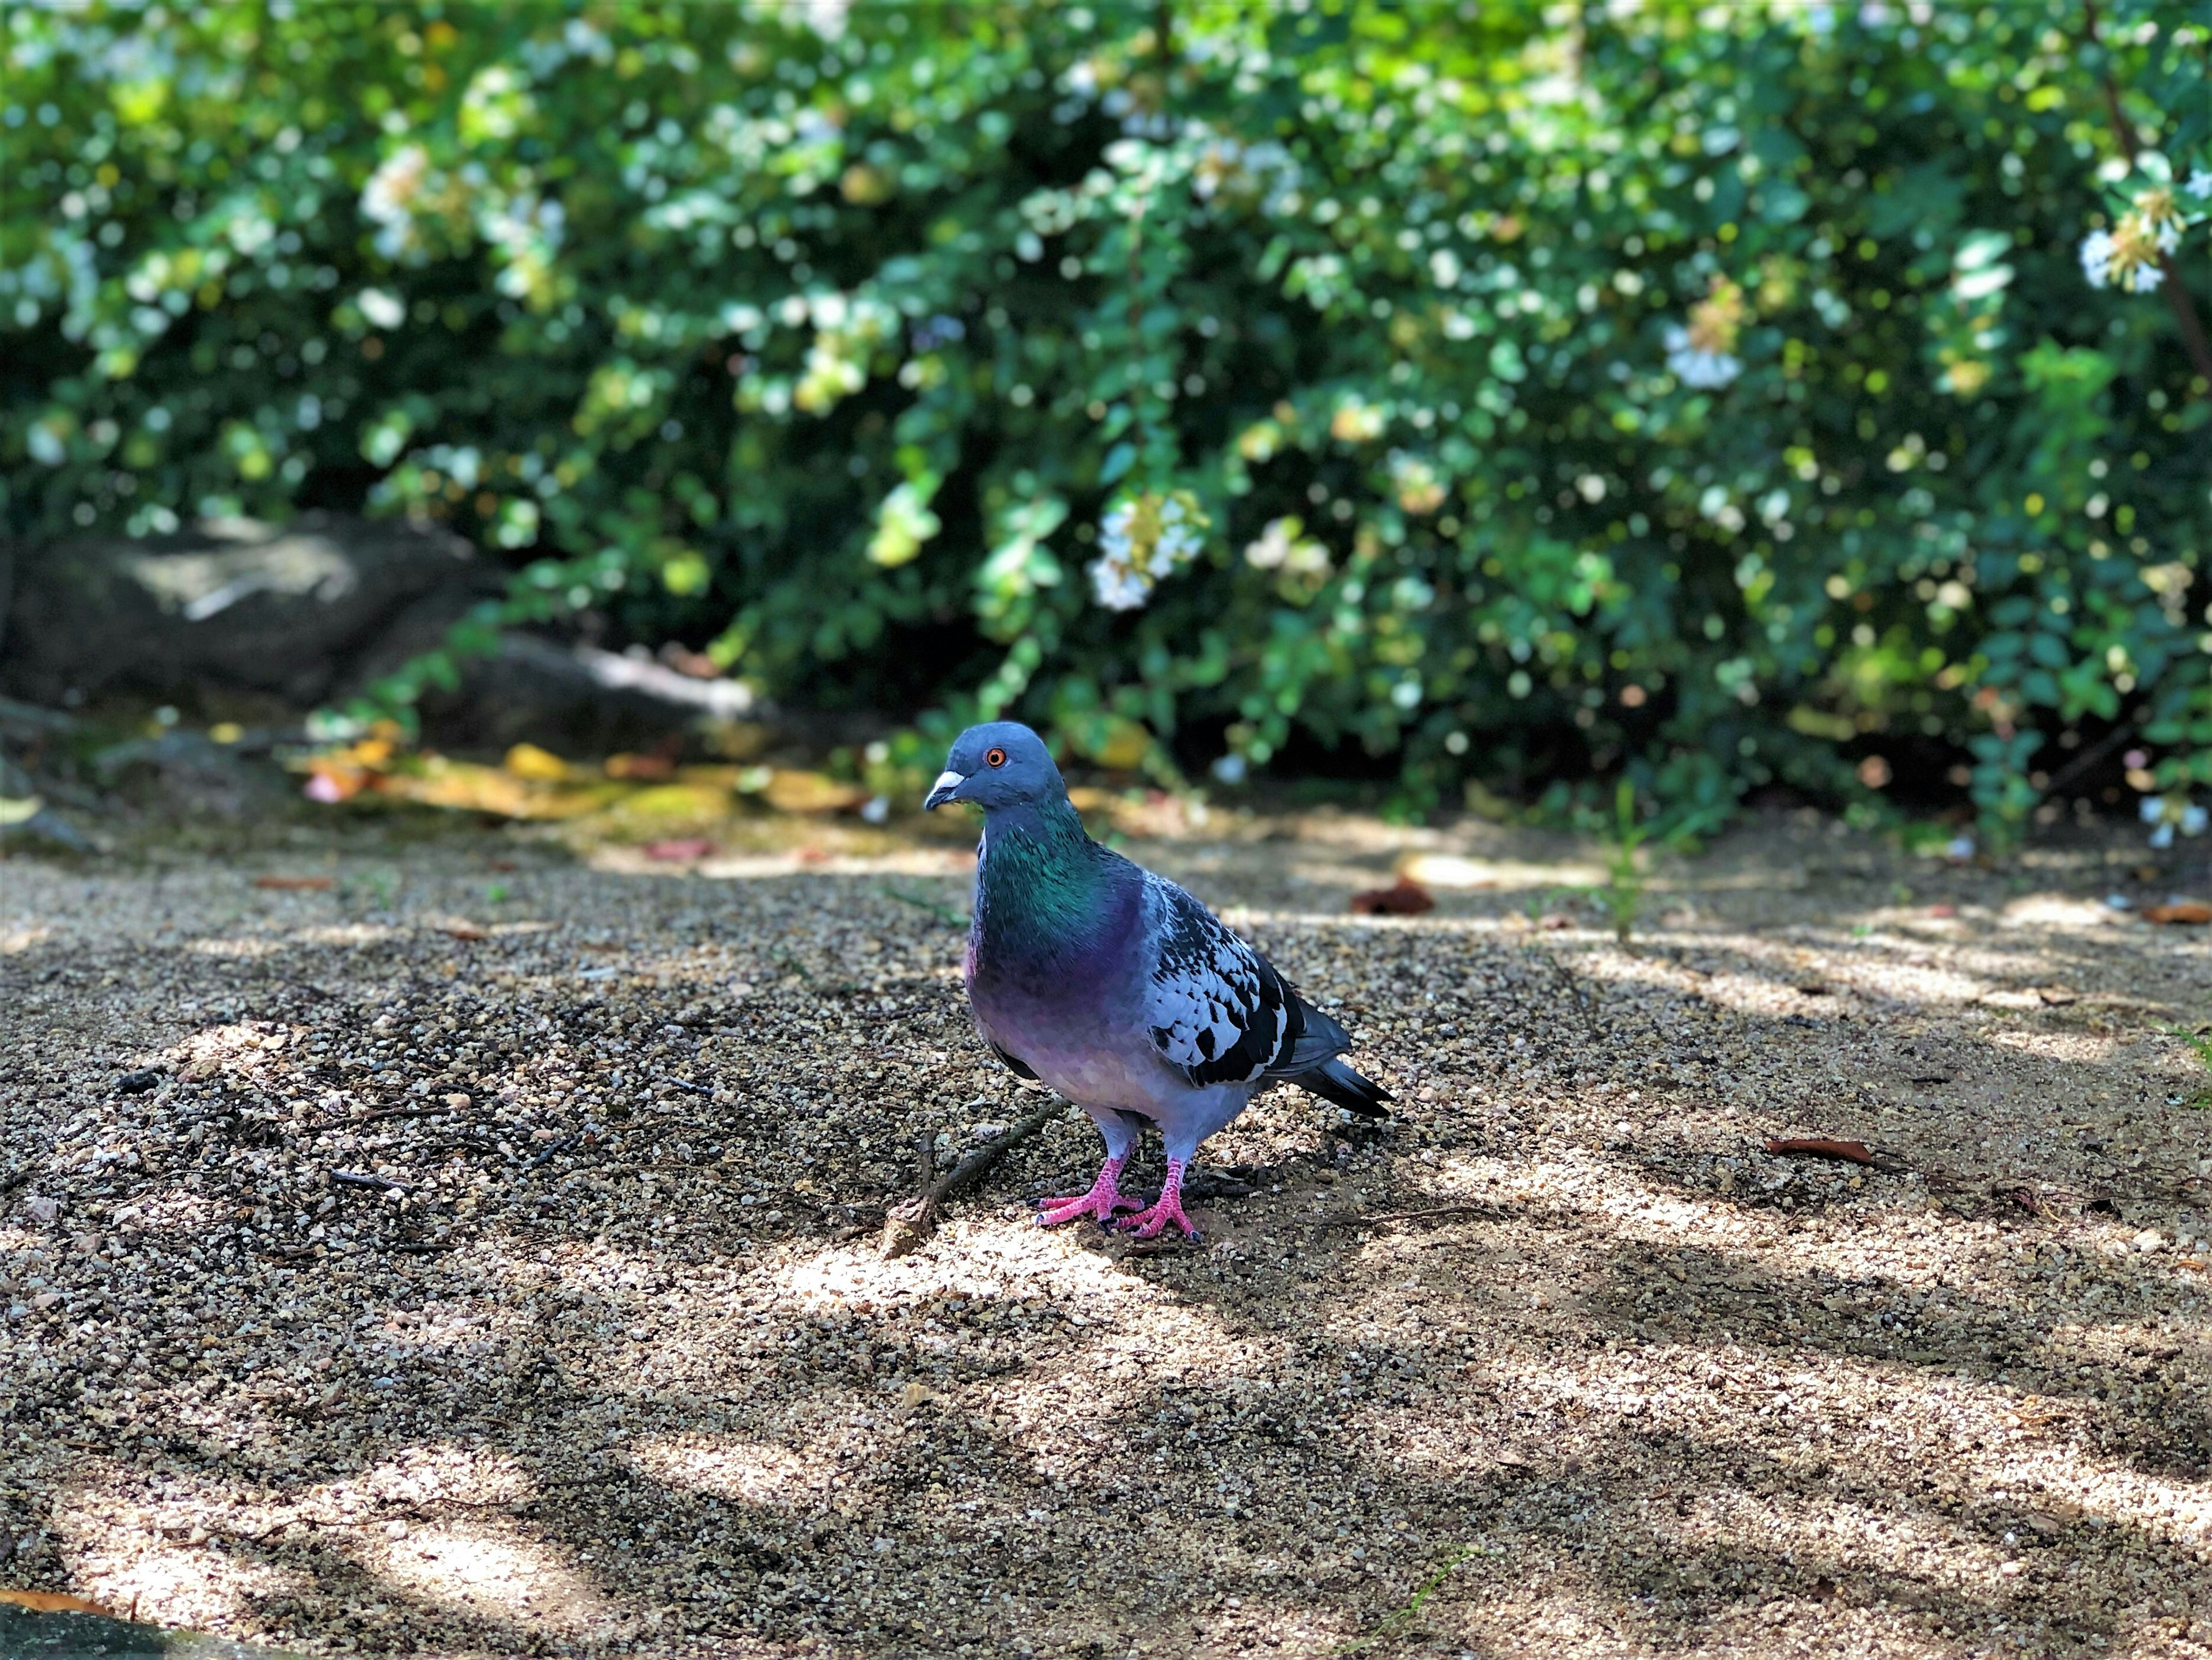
1115 1158 1200 1241
1037 1188 1140 1227
1036 1155 1135 1229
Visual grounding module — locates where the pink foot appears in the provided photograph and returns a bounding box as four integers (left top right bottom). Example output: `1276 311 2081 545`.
1118 1159 1200 1241
1037 1156 1140 1228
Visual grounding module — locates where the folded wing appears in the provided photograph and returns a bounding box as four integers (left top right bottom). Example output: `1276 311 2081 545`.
1139 875 1349 1087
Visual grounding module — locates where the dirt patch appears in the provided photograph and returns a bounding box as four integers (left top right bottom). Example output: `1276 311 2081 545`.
3 810 2212 1658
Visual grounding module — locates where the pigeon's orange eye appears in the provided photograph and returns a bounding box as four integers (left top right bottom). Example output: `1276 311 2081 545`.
985 747 1007 768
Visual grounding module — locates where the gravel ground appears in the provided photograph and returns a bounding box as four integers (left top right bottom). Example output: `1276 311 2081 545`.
5 805 2212 1659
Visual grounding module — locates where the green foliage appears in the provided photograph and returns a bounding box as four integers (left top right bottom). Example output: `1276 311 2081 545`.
5 1 2210 832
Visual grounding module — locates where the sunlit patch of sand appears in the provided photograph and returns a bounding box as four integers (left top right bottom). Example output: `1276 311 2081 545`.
1998 894 2122 930
45 1466 312 1637
1987 1028 2126 1063
1 926 53 953
294 922 401 946
585 846 976 880
630 1435 824 1505
183 936 285 959
1397 851 1608 891
368 1518 612 1633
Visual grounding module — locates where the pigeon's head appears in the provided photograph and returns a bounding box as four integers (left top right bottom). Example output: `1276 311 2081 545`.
924 722 1067 813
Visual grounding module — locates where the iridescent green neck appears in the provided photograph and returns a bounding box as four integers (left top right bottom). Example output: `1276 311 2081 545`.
974 799 1103 958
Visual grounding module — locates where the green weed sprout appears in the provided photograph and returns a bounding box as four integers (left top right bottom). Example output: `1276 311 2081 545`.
1340 1543 1475 1655
2167 1024 2212 1109
1595 781 1653 944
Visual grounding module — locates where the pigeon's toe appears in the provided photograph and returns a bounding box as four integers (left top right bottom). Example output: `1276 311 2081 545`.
1116 1193 1199 1241
1036 1188 1139 1228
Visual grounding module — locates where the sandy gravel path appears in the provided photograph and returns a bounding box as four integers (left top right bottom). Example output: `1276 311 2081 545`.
4 810 2212 1658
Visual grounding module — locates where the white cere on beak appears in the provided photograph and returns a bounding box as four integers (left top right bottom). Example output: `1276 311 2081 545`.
924 769 967 810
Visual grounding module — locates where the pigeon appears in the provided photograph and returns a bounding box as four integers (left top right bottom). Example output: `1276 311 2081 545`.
924 721 1389 1239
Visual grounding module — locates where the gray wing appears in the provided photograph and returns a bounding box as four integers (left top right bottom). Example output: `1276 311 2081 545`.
1139 875 1334 1087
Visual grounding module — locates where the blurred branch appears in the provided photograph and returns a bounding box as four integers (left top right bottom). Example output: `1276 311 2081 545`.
0 696 79 742
2082 0 2212 391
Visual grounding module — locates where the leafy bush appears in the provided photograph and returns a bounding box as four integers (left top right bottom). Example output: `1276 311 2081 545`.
5 1 2208 838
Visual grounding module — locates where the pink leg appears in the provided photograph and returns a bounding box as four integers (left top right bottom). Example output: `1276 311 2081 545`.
1118 1158 1200 1241
1037 1154 1141 1227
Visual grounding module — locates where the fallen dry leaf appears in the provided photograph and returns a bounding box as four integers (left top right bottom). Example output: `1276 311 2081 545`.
1766 1136 1887 1169
255 875 334 891
438 922 488 941
1926 904 1957 918
605 751 677 781
1350 876 1435 917
0 1588 112 1614
643 838 714 861
2145 902 2212 925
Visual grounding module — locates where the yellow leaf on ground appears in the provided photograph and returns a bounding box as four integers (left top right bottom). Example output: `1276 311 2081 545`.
0 796 45 826
605 783 736 823
762 770 866 814
380 758 612 820
503 743 574 781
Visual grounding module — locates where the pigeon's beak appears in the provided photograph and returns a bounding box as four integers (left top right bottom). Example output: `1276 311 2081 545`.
923 769 967 811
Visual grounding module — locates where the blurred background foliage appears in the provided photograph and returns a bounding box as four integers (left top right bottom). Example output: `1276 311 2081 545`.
4 0 2209 840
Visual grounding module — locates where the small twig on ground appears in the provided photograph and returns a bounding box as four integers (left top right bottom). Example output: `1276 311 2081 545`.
523 1133 580 1174
880 1101 1065 1259
652 1074 714 1097
329 1170 412 1193
1341 1201 1510 1228
1764 1137 1910 1174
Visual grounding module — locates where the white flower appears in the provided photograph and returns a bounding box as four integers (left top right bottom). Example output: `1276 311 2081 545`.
1244 519 1294 569
2080 229 2116 288
361 144 432 262
2189 169 2212 201
1088 556 1150 610
2128 259 2166 293
1086 491 1210 610
2141 793 2207 846
357 287 406 331
1664 324 1741 389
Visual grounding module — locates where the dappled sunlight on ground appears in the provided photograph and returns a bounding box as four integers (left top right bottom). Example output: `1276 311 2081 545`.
6 811 2212 1655
366 1518 613 1636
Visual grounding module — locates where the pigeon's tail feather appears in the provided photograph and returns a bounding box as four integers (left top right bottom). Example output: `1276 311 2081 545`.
1296 1056 1392 1118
